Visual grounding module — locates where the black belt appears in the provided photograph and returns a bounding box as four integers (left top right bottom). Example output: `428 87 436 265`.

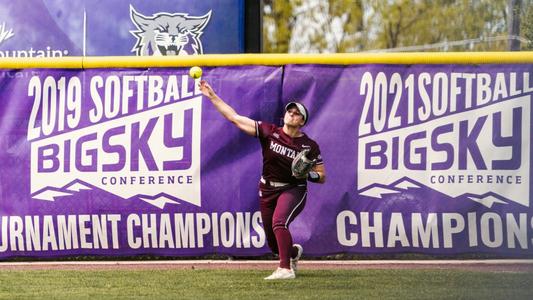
260 177 289 187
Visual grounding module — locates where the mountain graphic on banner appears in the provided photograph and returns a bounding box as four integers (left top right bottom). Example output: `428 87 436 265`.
138 194 181 209
358 177 512 209
358 177 422 199
462 193 509 209
31 179 182 209
31 179 93 201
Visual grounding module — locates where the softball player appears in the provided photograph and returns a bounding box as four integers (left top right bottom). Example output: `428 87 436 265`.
199 80 326 280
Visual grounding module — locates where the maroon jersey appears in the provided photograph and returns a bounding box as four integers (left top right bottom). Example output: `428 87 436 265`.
256 121 323 184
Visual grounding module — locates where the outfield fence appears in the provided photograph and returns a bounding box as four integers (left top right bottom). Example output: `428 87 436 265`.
0 53 531 258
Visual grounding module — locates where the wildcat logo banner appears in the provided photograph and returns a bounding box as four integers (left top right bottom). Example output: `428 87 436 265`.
0 0 245 56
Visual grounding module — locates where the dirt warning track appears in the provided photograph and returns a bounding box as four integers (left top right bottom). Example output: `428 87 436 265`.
0 260 532 273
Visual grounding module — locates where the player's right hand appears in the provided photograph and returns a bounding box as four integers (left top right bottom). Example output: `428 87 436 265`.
199 80 217 99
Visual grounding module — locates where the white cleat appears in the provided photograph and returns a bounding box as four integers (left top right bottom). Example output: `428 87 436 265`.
264 267 295 280
290 244 303 273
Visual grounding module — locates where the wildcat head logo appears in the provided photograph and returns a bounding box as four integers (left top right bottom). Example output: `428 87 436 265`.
130 5 211 56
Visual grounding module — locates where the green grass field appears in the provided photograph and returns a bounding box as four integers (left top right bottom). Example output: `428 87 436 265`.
0 269 531 299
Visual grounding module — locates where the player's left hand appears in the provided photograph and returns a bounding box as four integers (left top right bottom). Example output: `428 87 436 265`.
291 149 317 179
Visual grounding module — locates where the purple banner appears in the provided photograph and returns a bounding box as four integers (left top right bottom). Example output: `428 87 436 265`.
0 64 531 258
0 0 244 57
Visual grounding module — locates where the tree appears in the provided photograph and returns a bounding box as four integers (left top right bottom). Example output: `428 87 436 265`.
521 0 533 49
262 0 295 53
263 0 364 53
365 0 509 51
263 0 518 53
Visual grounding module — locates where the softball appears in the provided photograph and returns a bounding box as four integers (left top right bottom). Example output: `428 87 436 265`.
189 66 202 79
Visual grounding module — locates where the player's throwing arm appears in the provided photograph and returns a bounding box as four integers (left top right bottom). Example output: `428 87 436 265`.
199 80 256 136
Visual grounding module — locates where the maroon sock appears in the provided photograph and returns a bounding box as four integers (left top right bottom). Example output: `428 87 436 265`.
274 227 293 269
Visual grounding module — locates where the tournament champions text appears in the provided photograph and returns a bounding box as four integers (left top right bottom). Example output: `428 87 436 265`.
0 212 265 252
